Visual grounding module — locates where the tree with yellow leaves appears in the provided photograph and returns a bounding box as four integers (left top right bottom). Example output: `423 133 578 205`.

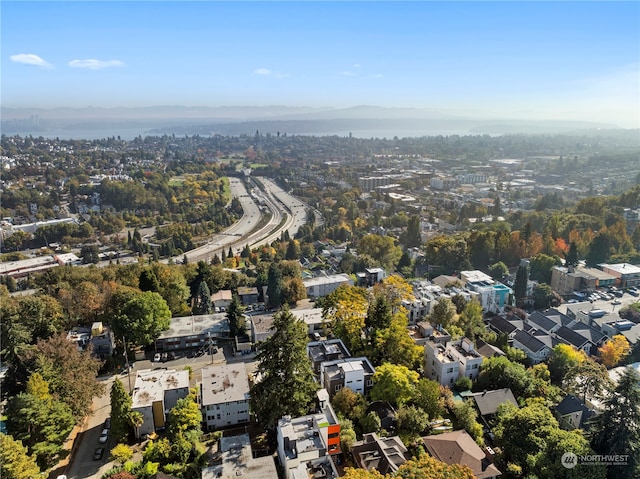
599 334 630 368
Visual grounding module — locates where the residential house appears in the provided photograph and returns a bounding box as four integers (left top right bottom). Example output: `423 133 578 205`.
425 338 483 386
201 434 278 479
423 430 501 479
555 395 594 430
237 286 259 305
366 401 397 434
320 357 375 398
470 389 518 421
89 321 115 360
307 339 351 375
475 339 505 359
200 364 250 431
350 433 409 475
211 289 233 310
512 330 553 364
131 369 190 437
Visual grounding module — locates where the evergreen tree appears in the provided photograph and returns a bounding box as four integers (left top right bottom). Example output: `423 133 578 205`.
139 269 160 292
192 280 212 315
285 239 300 260
514 262 529 303
565 241 579 267
267 262 283 309
590 366 640 479
0 434 41 479
366 295 392 330
403 215 422 248
250 307 318 429
227 295 246 337
110 378 132 443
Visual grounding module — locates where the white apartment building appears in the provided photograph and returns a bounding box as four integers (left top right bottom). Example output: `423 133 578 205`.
131 369 190 437
200 364 250 431
424 338 483 386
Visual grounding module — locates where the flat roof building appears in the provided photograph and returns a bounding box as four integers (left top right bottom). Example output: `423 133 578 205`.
200 364 250 431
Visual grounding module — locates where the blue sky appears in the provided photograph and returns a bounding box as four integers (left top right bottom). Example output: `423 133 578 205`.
2 1 639 126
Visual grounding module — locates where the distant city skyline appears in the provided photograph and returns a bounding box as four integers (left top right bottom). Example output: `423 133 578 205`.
2 1 639 128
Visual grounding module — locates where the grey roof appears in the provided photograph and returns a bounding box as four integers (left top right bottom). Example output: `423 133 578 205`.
489 315 518 335
514 329 548 353
545 308 575 328
527 311 557 333
570 322 607 344
555 394 594 429
471 388 518 416
555 325 591 349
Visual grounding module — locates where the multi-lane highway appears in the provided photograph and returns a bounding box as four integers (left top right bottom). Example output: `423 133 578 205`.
170 176 310 265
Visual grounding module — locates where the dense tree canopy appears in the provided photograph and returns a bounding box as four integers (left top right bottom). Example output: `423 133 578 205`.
250 308 318 428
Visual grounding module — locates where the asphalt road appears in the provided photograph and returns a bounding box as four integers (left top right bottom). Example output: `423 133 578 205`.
63 346 245 479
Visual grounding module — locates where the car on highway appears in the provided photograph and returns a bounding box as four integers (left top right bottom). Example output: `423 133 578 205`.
99 428 109 444
93 447 104 460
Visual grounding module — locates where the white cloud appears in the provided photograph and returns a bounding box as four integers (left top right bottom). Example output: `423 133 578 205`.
10 53 52 68
353 63 361 68
252 68 288 79
68 59 125 70
340 71 355 77
373 73 384 78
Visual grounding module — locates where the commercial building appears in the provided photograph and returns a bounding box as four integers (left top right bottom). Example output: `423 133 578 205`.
598 263 640 288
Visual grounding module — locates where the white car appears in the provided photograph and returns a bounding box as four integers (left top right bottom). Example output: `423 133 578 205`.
99 428 109 444
153 353 161 362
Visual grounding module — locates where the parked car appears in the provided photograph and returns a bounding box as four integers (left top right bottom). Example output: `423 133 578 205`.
104 417 111 429
93 447 104 460
153 352 161 362
99 428 109 444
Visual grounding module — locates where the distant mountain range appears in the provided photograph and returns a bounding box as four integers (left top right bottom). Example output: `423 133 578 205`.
0 105 624 138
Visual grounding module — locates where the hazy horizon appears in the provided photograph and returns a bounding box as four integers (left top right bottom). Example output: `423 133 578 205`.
2 1 639 129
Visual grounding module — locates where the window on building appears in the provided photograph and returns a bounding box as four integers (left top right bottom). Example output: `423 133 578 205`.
335 385 342 392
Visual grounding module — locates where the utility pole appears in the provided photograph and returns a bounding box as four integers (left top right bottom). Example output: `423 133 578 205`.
123 336 132 392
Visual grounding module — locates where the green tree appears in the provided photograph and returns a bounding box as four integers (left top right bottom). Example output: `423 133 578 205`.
430 297 456 329
590 366 640 479
394 454 476 479
6 387 75 469
23 333 104 417
227 295 246 337
168 394 202 434
357 234 403 272
110 443 134 465
250 307 318 429
564 359 613 403
529 253 561 284
331 387 366 422
360 411 382 434
458 300 485 340
532 283 562 309
113 291 171 347
0 434 42 479
547 344 587 384
111 378 132 443
192 280 212 315
565 241 580 267
370 363 419 407
267 261 283 309
489 261 509 281
139 269 160 292
396 404 429 442
411 378 444 420
366 295 393 330
451 399 484 445
514 262 529 304
402 215 422 248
